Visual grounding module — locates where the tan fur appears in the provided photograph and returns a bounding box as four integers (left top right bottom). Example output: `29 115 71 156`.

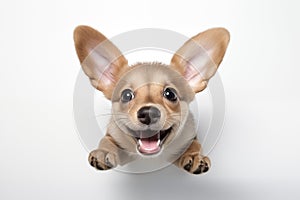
74 26 230 174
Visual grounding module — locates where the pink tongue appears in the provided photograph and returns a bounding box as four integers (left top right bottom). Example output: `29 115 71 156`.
139 138 160 154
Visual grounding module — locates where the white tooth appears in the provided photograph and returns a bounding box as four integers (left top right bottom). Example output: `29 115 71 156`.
138 139 142 146
156 139 160 146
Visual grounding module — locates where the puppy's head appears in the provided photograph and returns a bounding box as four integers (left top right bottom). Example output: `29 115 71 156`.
110 63 194 155
74 26 230 155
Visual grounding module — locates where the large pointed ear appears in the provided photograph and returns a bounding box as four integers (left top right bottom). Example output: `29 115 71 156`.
171 28 230 93
73 25 128 99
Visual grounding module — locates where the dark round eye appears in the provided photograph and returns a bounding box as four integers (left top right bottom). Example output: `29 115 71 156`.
163 87 178 102
121 89 134 102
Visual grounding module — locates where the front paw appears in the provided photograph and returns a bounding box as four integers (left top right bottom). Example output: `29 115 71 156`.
181 153 210 175
88 149 117 170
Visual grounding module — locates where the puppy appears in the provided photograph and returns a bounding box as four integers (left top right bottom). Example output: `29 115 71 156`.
74 26 229 174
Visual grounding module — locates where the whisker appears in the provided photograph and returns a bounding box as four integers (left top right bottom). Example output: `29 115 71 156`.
95 112 128 117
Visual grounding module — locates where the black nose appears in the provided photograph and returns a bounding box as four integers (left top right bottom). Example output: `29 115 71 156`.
137 106 161 125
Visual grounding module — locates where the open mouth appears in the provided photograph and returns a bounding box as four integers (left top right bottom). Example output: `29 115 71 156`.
135 126 172 155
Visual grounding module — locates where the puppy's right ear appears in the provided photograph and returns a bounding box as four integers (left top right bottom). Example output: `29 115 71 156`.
74 25 128 99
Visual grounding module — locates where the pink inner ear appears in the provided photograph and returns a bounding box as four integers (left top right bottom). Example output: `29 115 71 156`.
84 49 118 88
184 63 203 87
99 64 117 87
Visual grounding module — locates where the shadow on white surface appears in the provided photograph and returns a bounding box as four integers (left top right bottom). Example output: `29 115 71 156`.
96 166 254 200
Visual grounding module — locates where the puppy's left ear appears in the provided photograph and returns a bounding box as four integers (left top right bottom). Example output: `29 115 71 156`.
171 28 230 93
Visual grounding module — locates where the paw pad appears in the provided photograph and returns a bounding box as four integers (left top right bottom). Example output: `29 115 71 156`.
182 155 210 175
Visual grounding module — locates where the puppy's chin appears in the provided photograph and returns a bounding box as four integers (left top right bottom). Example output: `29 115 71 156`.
127 126 173 156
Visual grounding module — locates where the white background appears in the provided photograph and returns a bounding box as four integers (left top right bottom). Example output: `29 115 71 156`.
1 0 300 199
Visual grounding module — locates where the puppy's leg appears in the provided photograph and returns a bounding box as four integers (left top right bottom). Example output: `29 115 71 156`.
88 135 126 170
174 139 210 175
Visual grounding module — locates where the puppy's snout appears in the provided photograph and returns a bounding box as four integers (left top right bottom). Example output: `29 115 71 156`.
137 106 161 125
